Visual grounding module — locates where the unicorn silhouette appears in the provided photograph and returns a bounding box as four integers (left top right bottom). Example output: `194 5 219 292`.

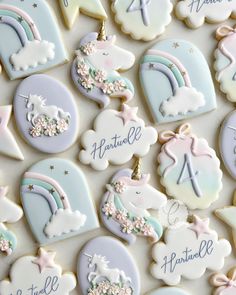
71 24 135 108
100 168 167 244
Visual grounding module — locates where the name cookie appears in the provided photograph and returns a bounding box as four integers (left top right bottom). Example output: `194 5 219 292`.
71 27 135 108
158 123 222 209
111 0 173 41
151 215 231 285
0 0 67 80
79 104 158 170
78 236 140 295
14 74 79 154
210 267 236 295
20 158 99 245
100 167 167 244
140 39 216 124
175 0 236 28
0 248 76 295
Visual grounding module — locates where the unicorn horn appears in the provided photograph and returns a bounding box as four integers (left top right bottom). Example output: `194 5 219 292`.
97 21 106 41
19 94 29 99
132 157 142 180
84 253 92 258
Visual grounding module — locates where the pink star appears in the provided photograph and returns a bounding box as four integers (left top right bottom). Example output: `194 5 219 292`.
117 104 139 125
189 215 211 239
32 248 57 273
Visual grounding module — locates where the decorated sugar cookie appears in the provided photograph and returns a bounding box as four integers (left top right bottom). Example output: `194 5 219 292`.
151 215 231 285
71 22 135 108
100 159 167 244
175 0 236 28
79 104 157 170
14 74 79 154
215 190 236 250
157 199 189 228
78 236 140 295
111 0 173 41
20 158 99 245
0 186 23 255
59 0 107 29
140 39 216 124
210 267 236 295
147 287 191 295
158 123 222 209
0 0 67 80
214 25 236 102
0 105 24 160
0 248 76 294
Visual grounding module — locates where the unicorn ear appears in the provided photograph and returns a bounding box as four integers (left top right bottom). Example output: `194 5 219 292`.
216 25 235 40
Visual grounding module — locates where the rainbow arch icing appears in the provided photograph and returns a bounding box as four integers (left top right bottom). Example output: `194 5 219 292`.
0 4 55 71
141 49 205 117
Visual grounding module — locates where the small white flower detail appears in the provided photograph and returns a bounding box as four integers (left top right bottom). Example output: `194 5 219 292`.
34 116 48 129
77 62 89 76
115 210 127 223
113 181 126 194
141 224 153 236
81 76 94 90
101 82 115 94
44 123 57 137
113 80 126 92
94 70 107 83
102 202 116 217
122 220 134 234
80 42 96 56
109 284 121 295
133 217 146 230
88 289 99 295
97 281 110 293
30 124 42 138
56 119 69 133
0 238 10 253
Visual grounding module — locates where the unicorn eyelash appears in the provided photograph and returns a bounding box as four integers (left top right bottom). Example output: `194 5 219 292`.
102 52 109 56
136 191 141 195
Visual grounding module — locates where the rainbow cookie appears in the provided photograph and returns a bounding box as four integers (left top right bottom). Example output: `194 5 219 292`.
140 39 216 124
20 158 99 245
111 0 173 41
158 123 222 209
0 248 76 294
0 0 67 80
59 0 107 29
78 236 140 295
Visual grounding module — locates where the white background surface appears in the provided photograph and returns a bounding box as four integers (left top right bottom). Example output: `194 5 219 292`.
0 1 236 294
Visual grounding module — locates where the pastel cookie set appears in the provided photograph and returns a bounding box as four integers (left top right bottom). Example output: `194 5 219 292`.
1 0 236 295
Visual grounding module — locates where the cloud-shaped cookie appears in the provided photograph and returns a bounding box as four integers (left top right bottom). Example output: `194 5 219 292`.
151 216 231 285
175 0 236 28
0 250 76 295
79 105 158 170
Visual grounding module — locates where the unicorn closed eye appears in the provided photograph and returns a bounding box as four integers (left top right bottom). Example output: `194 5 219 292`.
100 168 167 245
71 22 135 108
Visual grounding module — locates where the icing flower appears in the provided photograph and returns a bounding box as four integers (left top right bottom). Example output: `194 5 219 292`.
113 181 126 194
0 238 11 253
118 288 132 295
102 202 116 217
30 124 42 137
88 289 99 295
77 62 90 76
115 210 127 223
34 116 47 129
97 281 110 293
133 217 146 230
94 70 107 83
113 80 126 92
101 82 115 95
141 224 153 236
121 220 134 234
81 77 94 90
44 123 57 137
80 42 96 56
108 285 120 295
56 119 69 133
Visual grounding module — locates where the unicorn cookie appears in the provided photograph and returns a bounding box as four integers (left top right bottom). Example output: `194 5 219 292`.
210 267 236 295
14 75 79 154
20 158 99 245
0 0 67 80
0 186 23 255
140 39 216 124
111 0 173 41
59 0 107 29
158 123 222 209
214 25 236 102
151 215 231 285
71 22 135 108
0 248 77 295
79 104 157 170
100 160 167 244
77 236 140 295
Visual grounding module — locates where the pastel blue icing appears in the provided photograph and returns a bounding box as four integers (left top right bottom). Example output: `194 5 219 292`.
20 158 99 245
148 287 190 295
0 0 68 80
140 39 216 124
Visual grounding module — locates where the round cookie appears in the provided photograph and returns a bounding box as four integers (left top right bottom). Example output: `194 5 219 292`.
20 158 99 245
77 236 140 295
111 0 173 41
158 123 223 210
0 248 77 295
139 39 216 124
147 287 191 295
14 74 79 154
